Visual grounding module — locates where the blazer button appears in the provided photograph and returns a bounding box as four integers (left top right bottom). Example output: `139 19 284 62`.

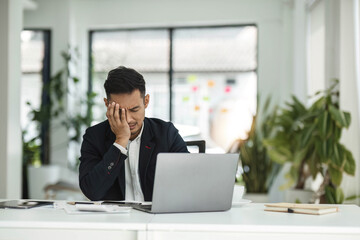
108 166 112 170
110 162 114 166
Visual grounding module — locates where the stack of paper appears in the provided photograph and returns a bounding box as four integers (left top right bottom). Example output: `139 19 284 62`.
264 203 338 215
54 201 131 214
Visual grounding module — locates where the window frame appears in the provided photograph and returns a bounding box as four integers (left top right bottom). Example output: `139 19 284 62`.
88 24 258 121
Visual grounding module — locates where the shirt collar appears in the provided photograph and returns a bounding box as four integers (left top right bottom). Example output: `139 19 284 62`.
131 122 144 144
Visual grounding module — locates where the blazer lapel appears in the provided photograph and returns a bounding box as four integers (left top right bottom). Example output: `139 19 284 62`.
139 118 155 191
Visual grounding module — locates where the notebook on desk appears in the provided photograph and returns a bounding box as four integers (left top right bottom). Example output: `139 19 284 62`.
132 153 238 214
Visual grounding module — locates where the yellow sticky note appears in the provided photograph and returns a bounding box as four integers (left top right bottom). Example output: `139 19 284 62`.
187 75 197 83
207 80 215 88
183 96 190 102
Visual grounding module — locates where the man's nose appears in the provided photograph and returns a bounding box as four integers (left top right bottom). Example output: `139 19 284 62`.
126 111 133 123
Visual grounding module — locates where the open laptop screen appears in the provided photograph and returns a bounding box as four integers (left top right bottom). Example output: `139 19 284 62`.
145 153 238 213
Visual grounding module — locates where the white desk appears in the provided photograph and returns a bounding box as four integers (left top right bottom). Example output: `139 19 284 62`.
0 206 152 240
148 203 360 240
1 203 360 240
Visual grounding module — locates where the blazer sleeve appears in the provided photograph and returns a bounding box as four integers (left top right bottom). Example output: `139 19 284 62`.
79 128 127 200
167 122 189 153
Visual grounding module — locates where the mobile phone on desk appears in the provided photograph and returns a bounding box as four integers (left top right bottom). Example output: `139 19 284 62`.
0 200 53 209
67 201 101 205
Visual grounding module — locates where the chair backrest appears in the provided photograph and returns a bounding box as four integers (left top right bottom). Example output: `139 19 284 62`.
185 140 206 153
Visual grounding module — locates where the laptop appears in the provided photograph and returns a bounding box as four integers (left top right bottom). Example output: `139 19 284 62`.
133 153 238 214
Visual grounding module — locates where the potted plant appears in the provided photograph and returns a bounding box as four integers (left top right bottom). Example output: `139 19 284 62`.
23 47 96 198
264 80 355 203
232 98 280 202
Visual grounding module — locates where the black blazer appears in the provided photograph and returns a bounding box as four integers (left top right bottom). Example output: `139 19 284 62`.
79 117 188 201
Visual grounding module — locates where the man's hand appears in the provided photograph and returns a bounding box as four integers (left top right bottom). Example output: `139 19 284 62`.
106 102 130 148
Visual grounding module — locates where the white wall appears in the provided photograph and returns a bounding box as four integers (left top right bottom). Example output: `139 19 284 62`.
293 0 307 102
308 0 326 96
0 0 23 198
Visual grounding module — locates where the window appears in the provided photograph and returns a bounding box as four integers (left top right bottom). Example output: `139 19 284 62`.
91 30 169 122
90 25 257 152
21 30 51 164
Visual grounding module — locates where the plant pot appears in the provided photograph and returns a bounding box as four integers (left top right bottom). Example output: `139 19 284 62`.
232 185 245 203
28 165 62 199
27 165 84 200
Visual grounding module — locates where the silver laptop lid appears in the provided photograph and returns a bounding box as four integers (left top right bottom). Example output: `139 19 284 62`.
151 153 238 213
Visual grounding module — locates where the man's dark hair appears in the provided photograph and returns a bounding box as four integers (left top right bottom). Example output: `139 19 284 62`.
104 66 146 99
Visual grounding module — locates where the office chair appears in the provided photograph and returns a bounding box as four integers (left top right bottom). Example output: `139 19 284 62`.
185 140 206 153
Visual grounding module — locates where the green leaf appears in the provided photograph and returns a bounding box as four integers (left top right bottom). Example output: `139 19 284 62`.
336 188 345 204
309 96 326 112
333 123 342 140
314 90 321 96
73 77 80 83
300 124 315 147
329 105 351 128
291 96 307 114
293 148 307 168
308 152 319 179
87 91 98 98
328 165 342 186
345 194 360 201
344 111 351 128
267 149 288 164
317 112 329 139
344 148 356 175
315 140 325 160
324 184 344 204
331 142 343 167
325 186 336 204
321 140 328 159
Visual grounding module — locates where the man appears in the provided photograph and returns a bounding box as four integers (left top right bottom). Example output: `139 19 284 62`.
79 66 188 201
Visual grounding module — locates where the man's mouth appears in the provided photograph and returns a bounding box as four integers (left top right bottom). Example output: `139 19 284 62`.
129 124 136 130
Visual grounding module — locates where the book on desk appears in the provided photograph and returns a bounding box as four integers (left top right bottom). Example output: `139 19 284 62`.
264 203 338 215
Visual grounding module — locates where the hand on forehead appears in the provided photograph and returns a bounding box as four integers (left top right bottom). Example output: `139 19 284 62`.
108 90 144 108
109 101 139 110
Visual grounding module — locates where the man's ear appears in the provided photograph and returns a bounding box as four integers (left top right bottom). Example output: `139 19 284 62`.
144 94 150 108
104 98 109 107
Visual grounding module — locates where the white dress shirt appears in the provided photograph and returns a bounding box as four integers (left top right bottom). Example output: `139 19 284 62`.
113 124 144 202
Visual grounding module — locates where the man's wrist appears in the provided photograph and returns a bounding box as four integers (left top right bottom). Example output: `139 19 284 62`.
115 138 128 148
113 142 128 155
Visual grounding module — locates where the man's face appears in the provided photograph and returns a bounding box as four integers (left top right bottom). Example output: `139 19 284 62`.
104 90 149 140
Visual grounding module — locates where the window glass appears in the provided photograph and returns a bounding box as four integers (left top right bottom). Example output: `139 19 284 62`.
173 72 257 151
91 30 170 123
173 26 257 71
90 26 258 152
172 26 257 151
21 30 45 143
